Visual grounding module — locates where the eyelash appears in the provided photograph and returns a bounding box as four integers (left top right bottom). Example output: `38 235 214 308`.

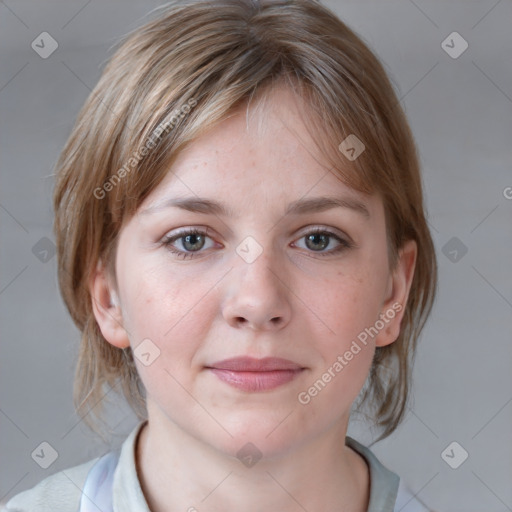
161 227 353 260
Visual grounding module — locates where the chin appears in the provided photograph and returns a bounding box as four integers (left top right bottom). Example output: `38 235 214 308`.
204 412 309 462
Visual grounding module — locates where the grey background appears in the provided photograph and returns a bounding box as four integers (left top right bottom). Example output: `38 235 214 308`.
1 1 511 510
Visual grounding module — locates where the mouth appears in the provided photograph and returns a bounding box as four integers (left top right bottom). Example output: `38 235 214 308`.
205 357 306 392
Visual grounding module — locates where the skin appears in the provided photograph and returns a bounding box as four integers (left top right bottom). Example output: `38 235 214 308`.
91 85 417 512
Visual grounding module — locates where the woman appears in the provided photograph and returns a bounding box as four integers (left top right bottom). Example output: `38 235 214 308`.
4 1 437 510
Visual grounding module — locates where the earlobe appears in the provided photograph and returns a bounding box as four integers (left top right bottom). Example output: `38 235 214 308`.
89 261 130 349
375 239 417 348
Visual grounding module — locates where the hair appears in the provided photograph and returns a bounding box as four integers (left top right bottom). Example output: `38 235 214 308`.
53 0 437 444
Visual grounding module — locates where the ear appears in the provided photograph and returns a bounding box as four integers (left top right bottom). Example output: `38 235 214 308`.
375 239 417 348
89 260 130 349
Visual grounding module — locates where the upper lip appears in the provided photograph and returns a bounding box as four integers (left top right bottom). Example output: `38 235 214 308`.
207 357 304 372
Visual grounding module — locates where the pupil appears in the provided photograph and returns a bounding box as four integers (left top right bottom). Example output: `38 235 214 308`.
184 234 203 251
307 233 328 251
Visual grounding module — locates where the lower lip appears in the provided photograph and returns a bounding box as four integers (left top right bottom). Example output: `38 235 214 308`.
208 368 304 392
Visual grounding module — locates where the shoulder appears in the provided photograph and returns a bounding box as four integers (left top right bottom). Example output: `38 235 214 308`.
1 457 99 512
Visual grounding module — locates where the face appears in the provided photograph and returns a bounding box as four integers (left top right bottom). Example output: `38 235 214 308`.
92 86 416 459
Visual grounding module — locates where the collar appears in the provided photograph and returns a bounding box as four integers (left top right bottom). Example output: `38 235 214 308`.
113 420 151 511
345 436 400 511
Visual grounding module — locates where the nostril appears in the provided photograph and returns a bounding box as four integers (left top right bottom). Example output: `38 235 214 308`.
270 317 284 327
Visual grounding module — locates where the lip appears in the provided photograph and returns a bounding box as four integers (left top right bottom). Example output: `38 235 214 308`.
208 356 303 372
206 357 305 392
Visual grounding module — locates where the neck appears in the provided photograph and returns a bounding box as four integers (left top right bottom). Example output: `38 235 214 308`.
135 409 370 512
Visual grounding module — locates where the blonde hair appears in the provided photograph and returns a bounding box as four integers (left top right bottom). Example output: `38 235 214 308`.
53 0 437 443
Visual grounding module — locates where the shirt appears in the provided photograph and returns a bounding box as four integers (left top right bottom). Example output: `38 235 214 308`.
2 420 431 512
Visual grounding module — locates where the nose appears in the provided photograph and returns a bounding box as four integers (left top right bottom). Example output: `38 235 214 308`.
222 245 292 332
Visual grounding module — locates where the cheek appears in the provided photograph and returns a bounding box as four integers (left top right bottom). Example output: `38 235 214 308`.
121 261 217 365
301 270 385 398
315 270 384 347
125 281 209 403
298 279 378 412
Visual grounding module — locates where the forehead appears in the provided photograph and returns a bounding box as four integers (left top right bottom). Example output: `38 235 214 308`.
137 86 380 219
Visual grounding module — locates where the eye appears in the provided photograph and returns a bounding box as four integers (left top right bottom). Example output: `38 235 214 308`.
161 228 216 260
293 228 353 257
161 226 353 260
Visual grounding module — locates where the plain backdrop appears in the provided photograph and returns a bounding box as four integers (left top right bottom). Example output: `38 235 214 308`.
1 1 511 510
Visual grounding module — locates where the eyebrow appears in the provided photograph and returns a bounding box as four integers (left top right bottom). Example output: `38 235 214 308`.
140 195 371 220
